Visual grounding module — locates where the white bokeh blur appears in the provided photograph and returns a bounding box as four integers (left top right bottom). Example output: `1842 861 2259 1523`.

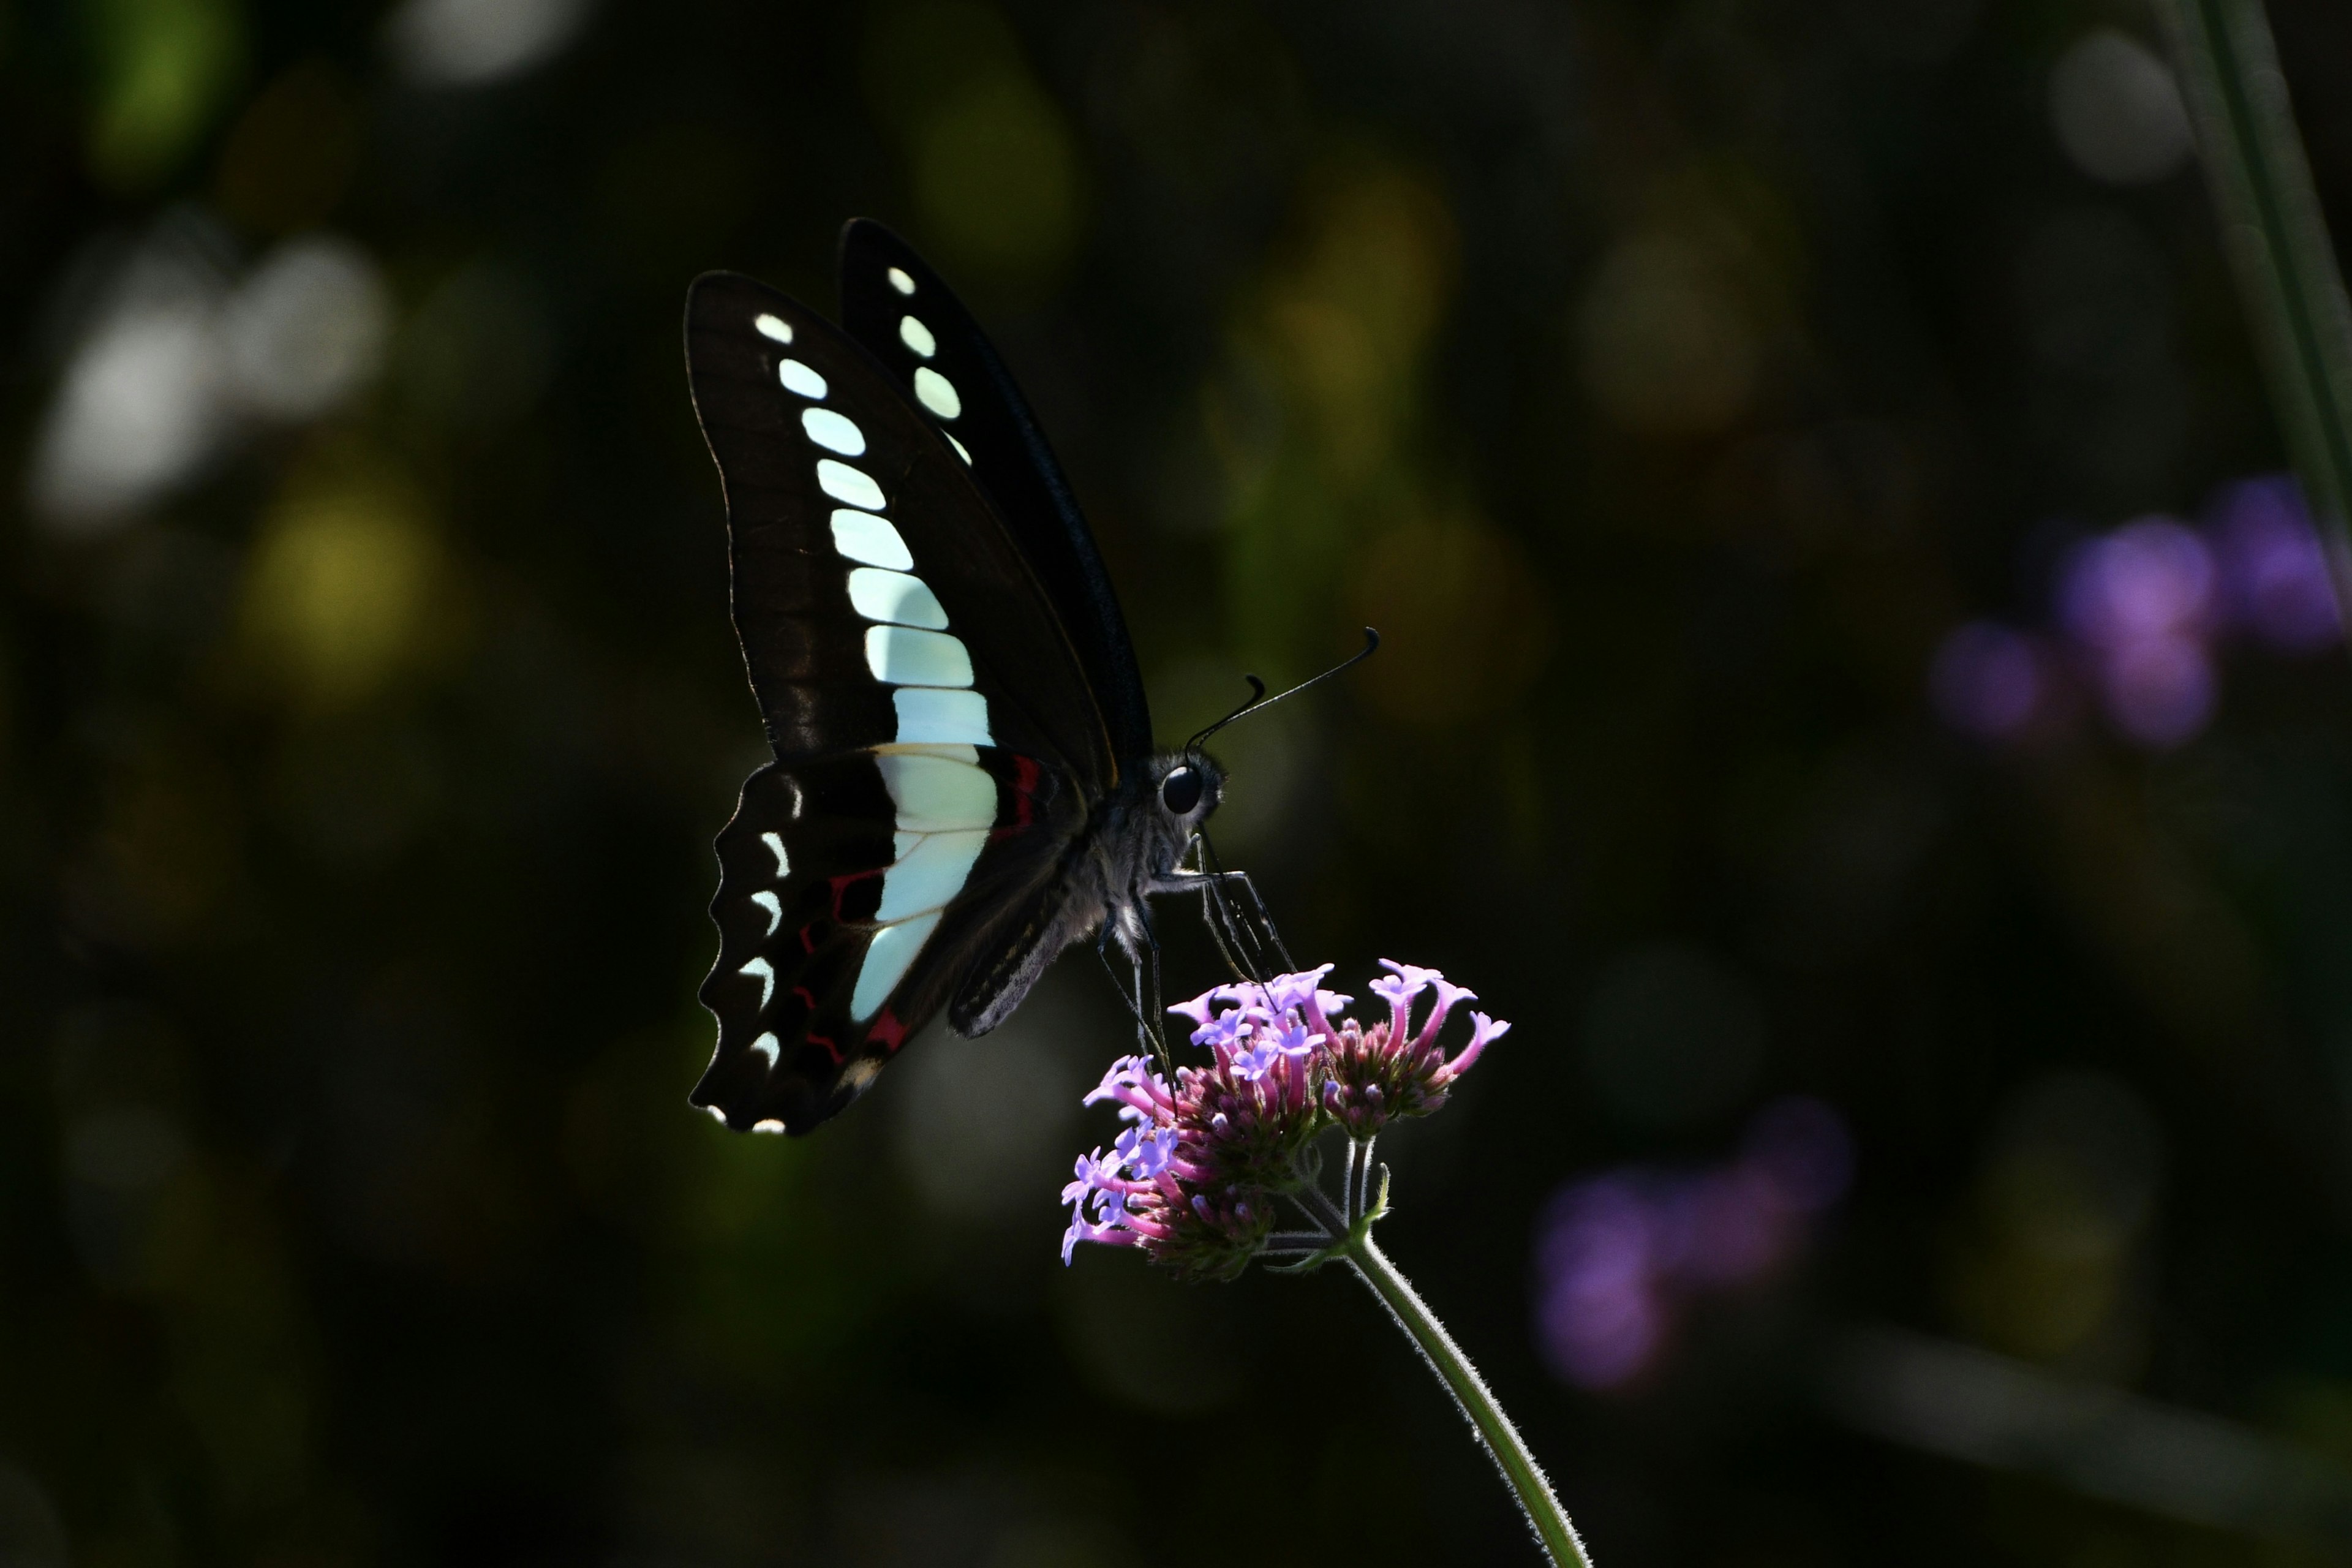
2049 29 2193 186
222 237 393 421
381 0 592 88
28 223 390 535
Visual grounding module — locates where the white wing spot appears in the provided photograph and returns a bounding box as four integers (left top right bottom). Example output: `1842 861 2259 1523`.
751 890 782 935
876 828 989 922
752 1118 787 1134
913 367 961 419
887 267 915 295
847 567 949 629
778 358 827 398
755 313 793 343
802 408 867 457
865 625 973 687
705 1105 728 1124
852 911 942 1019
946 432 973 465
875 750 997 831
899 315 937 358
829 509 913 570
740 956 776 1009
893 686 992 745
750 1032 781 1066
761 831 790 878
816 459 886 510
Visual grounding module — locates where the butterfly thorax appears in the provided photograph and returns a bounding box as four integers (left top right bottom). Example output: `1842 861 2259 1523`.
948 750 1222 1039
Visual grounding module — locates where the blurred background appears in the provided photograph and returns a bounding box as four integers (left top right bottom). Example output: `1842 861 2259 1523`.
9 0 2352 1561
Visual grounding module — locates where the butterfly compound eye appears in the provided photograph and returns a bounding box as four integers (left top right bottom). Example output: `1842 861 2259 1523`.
1160 766 1204 815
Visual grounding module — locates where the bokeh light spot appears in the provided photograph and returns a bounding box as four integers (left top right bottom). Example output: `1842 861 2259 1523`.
911 72 1085 282
2049 29 2192 186
1349 516 1551 726
382 0 592 87
84 0 245 190
1930 622 2045 742
2211 475 2344 654
238 458 451 711
1536 1096 1853 1389
1577 233 1760 436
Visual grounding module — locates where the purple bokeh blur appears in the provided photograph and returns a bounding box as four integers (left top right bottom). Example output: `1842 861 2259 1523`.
1929 622 2047 741
1929 474 2342 752
2058 518 2217 748
1533 1096 1853 1391
2211 475 2344 654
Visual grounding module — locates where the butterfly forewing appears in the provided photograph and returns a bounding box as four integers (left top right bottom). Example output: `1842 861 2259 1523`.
684 273 1112 780
682 271 1109 1131
837 221 1154 770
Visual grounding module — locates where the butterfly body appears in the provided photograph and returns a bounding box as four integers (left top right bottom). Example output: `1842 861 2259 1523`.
682 222 1225 1135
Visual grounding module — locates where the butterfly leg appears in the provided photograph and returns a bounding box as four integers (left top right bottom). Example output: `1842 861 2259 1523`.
1218 868 1295 974
1165 839 1295 982
1134 902 1169 1074
1094 919 1169 1069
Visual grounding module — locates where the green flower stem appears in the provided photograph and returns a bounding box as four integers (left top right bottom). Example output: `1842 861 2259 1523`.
2152 0 2352 605
1340 1229 1596 1568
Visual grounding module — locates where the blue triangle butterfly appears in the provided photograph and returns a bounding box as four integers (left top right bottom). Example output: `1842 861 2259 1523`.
684 221 1292 1134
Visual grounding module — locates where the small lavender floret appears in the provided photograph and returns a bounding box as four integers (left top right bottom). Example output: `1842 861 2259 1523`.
1321 960 1507 1136
1060 960 1509 1276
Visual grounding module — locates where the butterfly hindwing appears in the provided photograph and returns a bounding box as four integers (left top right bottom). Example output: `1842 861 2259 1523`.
692 746 1081 1133
837 221 1153 769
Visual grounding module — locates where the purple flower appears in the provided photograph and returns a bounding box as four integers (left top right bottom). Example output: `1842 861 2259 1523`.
1322 962 1506 1137
1058 961 1510 1277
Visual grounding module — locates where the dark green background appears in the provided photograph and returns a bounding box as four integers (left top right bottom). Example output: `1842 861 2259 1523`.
9 0 2352 1562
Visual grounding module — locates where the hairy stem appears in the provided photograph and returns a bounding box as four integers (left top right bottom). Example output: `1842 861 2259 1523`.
1341 1231 1593 1568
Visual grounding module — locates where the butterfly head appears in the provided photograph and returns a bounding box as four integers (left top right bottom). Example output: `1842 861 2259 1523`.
1156 754 1223 826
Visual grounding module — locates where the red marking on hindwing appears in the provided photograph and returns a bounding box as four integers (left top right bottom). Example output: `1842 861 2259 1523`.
827 868 882 919
865 1007 908 1054
992 755 1044 841
795 986 843 1063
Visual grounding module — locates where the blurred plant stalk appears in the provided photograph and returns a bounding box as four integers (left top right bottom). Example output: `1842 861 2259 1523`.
2153 0 2352 619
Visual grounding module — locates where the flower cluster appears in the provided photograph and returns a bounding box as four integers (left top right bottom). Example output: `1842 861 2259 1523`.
1061 961 1507 1280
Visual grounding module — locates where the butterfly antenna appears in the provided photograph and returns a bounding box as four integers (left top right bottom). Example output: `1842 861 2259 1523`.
1183 628 1381 760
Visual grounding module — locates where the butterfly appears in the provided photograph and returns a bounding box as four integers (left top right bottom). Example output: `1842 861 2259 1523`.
682 221 1283 1136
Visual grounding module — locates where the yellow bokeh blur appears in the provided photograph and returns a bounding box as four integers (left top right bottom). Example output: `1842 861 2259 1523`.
1251 163 1453 483
236 453 458 712
1578 231 1762 437
1351 514 1553 726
